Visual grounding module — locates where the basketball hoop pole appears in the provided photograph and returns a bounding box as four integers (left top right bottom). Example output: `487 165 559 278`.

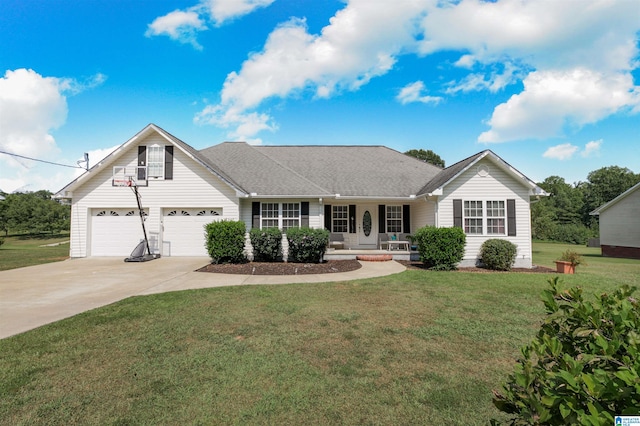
129 182 153 257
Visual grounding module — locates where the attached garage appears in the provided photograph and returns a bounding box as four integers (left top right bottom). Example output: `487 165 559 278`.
90 209 148 256
162 208 222 256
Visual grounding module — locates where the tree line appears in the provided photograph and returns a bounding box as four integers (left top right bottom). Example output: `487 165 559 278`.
531 166 640 244
0 190 70 236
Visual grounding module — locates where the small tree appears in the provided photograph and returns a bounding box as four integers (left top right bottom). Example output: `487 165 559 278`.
404 149 445 168
412 226 465 270
205 220 247 264
492 278 640 425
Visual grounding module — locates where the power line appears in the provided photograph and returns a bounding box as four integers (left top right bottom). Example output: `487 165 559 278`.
0 149 84 169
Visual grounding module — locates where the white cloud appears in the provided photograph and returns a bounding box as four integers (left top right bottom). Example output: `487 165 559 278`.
145 9 207 50
205 0 275 25
146 0 275 49
582 139 602 157
0 69 105 192
543 143 579 160
200 0 426 138
194 104 276 143
396 81 441 105
189 0 639 141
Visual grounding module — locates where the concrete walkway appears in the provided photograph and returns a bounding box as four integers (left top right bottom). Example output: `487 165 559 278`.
0 257 405 339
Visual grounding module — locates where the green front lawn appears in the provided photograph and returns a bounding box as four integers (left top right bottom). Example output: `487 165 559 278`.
0 242 638 424
0 234 70 271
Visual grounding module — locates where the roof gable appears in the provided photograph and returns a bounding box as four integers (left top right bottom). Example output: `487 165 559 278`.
590 181 640 215
55 124 245 197
418 150 546 196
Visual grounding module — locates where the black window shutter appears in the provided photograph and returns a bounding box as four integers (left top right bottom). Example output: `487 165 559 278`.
252 202 260 229
301 202 309 227
378 205 386 234
137 146 146 180
324 204 332 230
403 205 411 234
164 146 173 180
348 205 356 234
453 199 462 228
507 199 516 236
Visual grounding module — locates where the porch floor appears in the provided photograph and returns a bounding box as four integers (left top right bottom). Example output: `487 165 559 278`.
324 248 419 261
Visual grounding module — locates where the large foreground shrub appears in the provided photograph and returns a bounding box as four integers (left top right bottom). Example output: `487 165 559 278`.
412 226 466 270
286 227 329 263
250 227 282 262
205 220 246 264
492 278 640 425
480 239 518 271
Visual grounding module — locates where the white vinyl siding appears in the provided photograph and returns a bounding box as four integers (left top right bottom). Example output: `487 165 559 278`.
438 158 533 268
68 132 239 257
598 187 640 248
463 200 506 235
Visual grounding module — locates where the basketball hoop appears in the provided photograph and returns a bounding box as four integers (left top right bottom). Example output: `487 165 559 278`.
113 179 133 187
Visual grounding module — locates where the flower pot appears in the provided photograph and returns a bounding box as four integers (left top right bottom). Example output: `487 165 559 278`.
555 260 575 274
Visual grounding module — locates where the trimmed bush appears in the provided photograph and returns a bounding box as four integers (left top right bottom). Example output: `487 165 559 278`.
250 227 282 262
480 239 518 271
412 226 466 270
286 227 329 263
492 278 640 425
205 220 246 264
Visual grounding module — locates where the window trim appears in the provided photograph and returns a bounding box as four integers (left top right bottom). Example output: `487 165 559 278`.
461 199 508 236
331 205 348 233
386 205 403 234
146 144 165 179
260 202 301 231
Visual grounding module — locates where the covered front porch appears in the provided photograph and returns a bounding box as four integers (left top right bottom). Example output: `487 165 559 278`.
324 248 420 261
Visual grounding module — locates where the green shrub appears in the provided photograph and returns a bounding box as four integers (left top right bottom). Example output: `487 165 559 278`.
250 227 282 262
205 220 247 264
412 226 466 270
492 278 640 425
286 227 329 263
480 239 518 271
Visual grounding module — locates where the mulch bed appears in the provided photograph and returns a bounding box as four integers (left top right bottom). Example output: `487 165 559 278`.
197 260 362 275
197 259 556 275
398 261 556 273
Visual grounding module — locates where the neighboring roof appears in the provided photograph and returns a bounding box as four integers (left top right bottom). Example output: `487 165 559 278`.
418 150 546 197
200 143 443 197
590 181 640 215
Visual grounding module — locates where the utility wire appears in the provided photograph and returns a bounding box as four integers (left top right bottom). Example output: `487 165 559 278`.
0 149 84 169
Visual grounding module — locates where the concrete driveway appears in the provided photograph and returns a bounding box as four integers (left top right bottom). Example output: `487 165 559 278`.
0 257 405 339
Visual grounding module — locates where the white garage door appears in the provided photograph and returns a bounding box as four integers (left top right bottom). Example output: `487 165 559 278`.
162 208 222 256
91 209 148 256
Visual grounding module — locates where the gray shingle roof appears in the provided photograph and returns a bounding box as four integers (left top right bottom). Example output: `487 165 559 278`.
199 143 443 197
417 151 486 196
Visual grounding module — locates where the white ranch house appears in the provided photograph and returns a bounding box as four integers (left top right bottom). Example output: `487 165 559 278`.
55 124 546 267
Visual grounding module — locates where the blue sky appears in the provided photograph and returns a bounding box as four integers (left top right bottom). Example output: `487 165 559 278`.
1 0 639 193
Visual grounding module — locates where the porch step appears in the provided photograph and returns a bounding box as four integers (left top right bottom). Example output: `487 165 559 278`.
356 254 393 262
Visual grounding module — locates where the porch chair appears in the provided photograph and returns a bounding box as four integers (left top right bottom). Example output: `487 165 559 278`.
329 233 345 249
378 233 389 250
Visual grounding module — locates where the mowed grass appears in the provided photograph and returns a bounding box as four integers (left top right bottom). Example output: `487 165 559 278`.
0 234 70 271
0 243 638 425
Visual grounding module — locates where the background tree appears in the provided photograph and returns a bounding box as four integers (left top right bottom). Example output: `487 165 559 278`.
1 191 70 235
580 166 640 226
404 149 445 168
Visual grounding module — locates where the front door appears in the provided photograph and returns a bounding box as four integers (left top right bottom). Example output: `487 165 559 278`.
357 205 378 247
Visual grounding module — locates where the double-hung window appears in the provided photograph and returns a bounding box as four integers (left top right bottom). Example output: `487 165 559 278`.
486 201 505 234
147 145 164 178
386 205 402 233
281 203 300 231
462 200 507 235
261 203 279 228
332 206 348 233
464 201 483 234
261 203 300 231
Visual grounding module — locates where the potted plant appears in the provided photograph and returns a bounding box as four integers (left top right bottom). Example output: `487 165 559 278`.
554 249 584 274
